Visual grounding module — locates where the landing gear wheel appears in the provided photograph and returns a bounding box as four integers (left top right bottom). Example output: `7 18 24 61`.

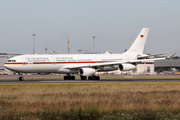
88 76 100 80
81 76 87 80
18 73 24 81
92 76 96 80
88 76 92 80
71 76 75 80
64 75 76 80
67 76 71 80
64 76 68 80
19 77 24 81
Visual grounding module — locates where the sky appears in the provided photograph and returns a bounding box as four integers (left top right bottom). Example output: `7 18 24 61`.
0 0 180 56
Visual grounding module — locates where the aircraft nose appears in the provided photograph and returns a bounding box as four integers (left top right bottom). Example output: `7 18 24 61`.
4 63 9 69
4 63 11 70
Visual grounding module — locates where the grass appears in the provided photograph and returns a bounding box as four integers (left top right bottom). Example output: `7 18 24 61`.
1 83 180 119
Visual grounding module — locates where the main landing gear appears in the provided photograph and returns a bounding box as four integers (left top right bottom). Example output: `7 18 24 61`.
63 75 100 80
64 75 75 80
81 75 100 80
88 75 100 80
19 76 24 81
80 76 87 80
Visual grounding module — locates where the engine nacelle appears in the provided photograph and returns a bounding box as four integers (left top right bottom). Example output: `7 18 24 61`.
78 68 96 76
119 64 136 71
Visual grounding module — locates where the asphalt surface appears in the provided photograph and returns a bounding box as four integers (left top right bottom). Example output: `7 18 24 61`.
1 79 180 84
1 74 180 84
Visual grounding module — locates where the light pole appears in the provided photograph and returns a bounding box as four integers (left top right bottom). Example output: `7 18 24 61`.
93 35 96 53
32 33 36 54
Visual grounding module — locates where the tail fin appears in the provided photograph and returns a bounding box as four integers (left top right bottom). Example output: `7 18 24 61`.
125 28 149 54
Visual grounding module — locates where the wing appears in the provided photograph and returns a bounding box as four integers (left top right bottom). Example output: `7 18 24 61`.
62 53 176 69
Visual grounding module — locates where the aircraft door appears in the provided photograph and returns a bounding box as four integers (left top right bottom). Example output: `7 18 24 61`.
94 57 98 63
51 57 56 65
22 58 28 65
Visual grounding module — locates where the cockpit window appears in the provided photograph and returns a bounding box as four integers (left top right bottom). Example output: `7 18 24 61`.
8 60 16 62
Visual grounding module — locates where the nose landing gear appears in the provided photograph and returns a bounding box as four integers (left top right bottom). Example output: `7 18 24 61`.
19 76 24 81
18 73 24 81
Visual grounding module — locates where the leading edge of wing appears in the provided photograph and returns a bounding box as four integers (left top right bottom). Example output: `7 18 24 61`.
62 56 173 69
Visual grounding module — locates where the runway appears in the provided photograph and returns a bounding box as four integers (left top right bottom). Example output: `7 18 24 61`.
1 74 180 84
1 79 180 84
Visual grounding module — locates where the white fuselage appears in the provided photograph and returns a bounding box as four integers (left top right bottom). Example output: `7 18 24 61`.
4 28 151 77
4 53 137 74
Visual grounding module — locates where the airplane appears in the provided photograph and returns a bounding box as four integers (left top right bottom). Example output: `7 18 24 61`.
4 28 175 81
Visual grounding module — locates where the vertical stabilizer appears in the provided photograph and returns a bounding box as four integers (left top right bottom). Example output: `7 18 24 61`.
125 28 149 54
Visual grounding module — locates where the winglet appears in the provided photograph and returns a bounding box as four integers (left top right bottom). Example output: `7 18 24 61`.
166 53 176 59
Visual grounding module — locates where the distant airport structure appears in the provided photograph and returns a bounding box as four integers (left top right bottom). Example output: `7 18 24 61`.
0 53 180 75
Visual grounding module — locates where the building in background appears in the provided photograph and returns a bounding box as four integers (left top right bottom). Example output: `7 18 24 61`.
155 59 180 75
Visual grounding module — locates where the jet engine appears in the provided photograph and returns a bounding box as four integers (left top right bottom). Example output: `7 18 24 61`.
78 68 96 76
119 64 136 71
